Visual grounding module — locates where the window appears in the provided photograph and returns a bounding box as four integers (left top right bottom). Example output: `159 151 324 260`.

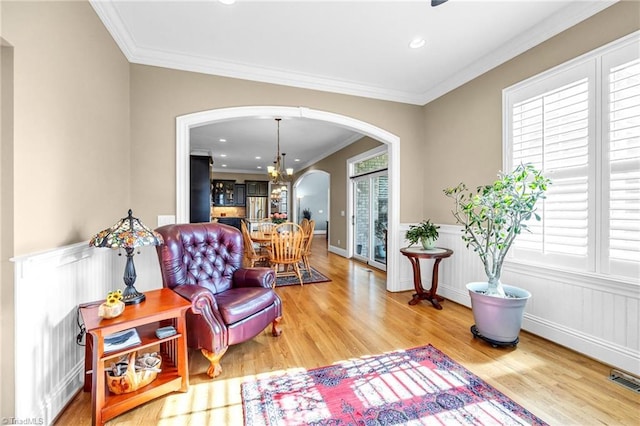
353 152 388 176
503 32 639 281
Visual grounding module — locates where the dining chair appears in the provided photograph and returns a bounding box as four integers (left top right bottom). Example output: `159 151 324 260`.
257 219 276 234
300 218 310 234
268 222 305 286
240 220 269 268
301 219 315 274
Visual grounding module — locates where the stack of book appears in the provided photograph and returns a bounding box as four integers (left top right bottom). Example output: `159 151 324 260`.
104 328 141 353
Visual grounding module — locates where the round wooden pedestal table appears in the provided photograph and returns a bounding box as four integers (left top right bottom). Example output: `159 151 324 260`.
400 246 453 309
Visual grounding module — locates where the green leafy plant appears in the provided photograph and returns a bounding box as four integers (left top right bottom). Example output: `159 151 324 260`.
405 220 439 248
443 163 550 297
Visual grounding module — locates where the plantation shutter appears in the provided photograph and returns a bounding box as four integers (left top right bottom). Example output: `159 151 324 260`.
505 33 640 280
511 78 590 258
606 53 640 274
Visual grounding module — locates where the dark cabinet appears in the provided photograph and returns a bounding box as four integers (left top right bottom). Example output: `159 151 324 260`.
234 184 246 206
212 180 246 206
216 217 244 231
212 180 235 206
190 155 211 223
246 180 269 196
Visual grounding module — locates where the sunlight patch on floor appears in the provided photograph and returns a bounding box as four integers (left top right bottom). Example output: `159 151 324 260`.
155 367 310 425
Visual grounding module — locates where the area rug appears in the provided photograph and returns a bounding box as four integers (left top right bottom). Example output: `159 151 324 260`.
275 267 331 287
242 344 548 425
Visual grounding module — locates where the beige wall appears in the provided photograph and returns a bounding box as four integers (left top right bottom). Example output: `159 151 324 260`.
3 1 131 256
297 136 383 249
1 41 15 421
130 65 425 231
1 0 130 416
424 0 640 224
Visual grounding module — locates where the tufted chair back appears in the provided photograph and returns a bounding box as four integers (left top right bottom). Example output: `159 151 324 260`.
156 222 243 295
155 221 282 379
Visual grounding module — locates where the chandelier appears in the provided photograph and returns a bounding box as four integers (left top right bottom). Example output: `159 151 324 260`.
267 118 293 184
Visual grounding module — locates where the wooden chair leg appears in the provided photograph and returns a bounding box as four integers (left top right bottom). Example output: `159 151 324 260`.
302 255 311 275
272 316 282 336
201 347 228 378
271 265 278 288
293 263 303 286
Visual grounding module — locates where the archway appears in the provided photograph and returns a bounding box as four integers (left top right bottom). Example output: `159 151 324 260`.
293 169 330 233
176 106 401 291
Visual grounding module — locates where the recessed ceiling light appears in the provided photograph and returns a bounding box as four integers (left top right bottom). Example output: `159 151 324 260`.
257 166 262 169
255 156 261 160
218 0 236 5
294 159 300 162
219 138 227 142
222 164 227 167
409 38 426 49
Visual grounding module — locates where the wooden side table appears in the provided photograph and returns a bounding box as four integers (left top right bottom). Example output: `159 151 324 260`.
80 288 191 426
400 247 453 309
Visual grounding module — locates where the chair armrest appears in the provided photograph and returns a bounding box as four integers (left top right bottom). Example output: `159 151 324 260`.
173 284 219 313
233 267 276 289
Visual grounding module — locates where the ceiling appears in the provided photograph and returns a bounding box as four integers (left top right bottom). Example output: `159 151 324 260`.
90 0 615 173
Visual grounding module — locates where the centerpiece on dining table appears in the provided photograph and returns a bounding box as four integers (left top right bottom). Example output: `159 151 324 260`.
270 212 287 224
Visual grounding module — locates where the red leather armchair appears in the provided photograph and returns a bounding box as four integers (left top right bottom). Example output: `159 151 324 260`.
155 222 282 378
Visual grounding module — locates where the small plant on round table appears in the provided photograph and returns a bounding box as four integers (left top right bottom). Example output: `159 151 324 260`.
405 220 440 249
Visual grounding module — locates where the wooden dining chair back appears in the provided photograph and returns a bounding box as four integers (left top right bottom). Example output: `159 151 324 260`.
301 219 315 274
257 219 276 235
300 218 310 234
240 220 269 268
269 222 305 286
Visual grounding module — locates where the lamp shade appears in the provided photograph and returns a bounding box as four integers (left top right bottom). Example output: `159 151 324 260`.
89 209 163 305
90 209 163 249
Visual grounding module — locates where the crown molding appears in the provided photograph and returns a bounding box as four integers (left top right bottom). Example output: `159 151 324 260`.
91 0 617 107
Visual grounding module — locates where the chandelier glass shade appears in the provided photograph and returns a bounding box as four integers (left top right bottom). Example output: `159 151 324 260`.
267 118 293 184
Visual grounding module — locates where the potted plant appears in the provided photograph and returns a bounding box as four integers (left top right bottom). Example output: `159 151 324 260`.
405 220 440 250
374 220 388 258
443 163 550 346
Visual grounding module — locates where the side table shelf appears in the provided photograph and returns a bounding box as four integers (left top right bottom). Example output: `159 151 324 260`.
80 288 191 426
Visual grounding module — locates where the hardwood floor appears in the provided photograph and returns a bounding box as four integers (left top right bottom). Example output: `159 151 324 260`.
57 238 640 425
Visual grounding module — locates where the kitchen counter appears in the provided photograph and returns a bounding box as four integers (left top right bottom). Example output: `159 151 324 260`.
213 216 244 230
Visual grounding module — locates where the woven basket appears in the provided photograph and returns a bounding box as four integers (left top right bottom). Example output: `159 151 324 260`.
106 352 162 394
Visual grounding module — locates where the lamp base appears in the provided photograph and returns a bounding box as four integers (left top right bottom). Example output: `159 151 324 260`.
122 247 145 305
122 286 146 305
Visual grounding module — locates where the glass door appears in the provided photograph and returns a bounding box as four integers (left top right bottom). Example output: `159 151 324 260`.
353 172 388 271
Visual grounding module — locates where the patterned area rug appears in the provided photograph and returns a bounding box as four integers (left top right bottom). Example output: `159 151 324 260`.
242 344 548 425
275 267 331 287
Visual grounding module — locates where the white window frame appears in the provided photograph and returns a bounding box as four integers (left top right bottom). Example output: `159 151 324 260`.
503 31 640 283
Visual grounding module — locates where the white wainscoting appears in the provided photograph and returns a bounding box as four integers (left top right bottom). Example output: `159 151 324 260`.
11 244 162 424
398 223 640 376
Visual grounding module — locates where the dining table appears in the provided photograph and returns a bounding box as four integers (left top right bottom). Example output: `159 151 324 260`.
250 230 309 247
249 231 274 246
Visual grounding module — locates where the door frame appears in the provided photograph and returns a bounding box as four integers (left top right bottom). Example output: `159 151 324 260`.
348 146 389 271
176 106 401 291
